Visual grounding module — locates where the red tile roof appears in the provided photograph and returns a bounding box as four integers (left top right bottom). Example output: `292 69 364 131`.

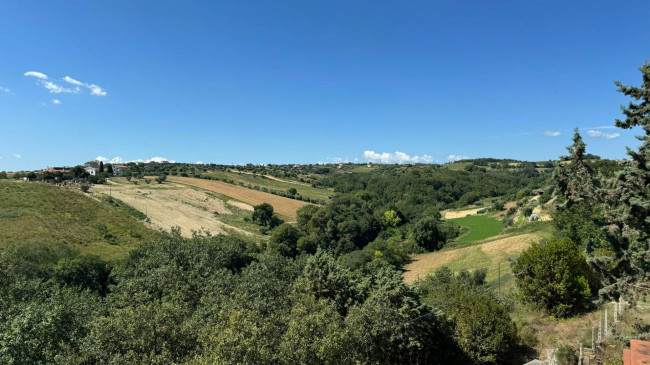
625 339 650 365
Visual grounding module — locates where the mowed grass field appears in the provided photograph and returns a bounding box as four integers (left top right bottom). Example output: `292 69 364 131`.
0 180 153 260
403 233 539 284
167 176 312 220
200 170 333 201
448 215 502 244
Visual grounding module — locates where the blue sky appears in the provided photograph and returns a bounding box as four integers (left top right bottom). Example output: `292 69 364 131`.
1 1 649 171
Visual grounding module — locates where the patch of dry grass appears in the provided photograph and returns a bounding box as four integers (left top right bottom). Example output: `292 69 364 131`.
403 233 539 283
167 176 312 220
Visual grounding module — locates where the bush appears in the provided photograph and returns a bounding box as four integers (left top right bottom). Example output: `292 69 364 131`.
513 238 592 317
80 183 90 193
412 217 446 251
156 174 167 184
556 345 578 365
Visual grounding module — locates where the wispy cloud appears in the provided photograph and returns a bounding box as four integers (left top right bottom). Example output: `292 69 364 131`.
51 99 62 105
24 71 48 79
13 154 21 158
195 161 204 164
364 150 435 164
95 156 108 162
543 130 561 137
63 76 83 86
586 125 617 130
587 130 620 139
0 86 10 93
87 84 107 96
25 71 107 97
42 81 76 94
446 154 468 162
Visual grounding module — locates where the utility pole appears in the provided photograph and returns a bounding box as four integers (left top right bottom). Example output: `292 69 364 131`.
605 309 608 339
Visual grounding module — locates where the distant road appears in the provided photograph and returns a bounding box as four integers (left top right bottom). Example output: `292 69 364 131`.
167 176 312 220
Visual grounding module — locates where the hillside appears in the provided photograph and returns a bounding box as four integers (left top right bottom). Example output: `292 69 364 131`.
90 178 264 239
167 176 312 220
0 180 153 260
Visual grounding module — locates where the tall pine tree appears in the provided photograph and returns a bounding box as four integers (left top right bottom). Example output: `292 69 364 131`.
604 61 650 280
554 128 598 208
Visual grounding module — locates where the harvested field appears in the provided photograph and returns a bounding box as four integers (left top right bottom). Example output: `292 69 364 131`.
168 176 311 219
443 207 484 219
91 179 257 238
403 233 539 283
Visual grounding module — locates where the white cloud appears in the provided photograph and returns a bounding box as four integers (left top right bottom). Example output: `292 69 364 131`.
587 130 620 139
63 76 83 86
87 84 107 96
363 150 435 164
543 130 561 137
106 156 175 164
446 154 468 162
24 71 48 79
195 161 204 164
51 99 62 105
43 81 76 94
147 157 169 163
13 154 21 158
25 72 107 97
0 86 10 93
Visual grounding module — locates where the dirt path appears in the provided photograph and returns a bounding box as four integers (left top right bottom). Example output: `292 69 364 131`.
91 182 253 238
402 233 539 283
167 176 311 219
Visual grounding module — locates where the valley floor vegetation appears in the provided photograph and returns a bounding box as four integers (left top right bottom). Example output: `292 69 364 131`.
2 61 650 364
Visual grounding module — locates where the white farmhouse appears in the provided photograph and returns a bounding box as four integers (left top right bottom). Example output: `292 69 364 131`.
84 166 97 176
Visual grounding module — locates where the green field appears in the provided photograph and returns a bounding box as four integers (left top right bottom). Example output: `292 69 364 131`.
448 215 502 244
200 170 333 201
0 180 154 260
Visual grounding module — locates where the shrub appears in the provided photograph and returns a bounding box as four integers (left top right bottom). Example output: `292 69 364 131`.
556 345 578 365
412 217 446 251
513 238 592 317
80 183 90 193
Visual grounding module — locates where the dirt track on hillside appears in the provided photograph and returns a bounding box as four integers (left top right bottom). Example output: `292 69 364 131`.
167 176 311 219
